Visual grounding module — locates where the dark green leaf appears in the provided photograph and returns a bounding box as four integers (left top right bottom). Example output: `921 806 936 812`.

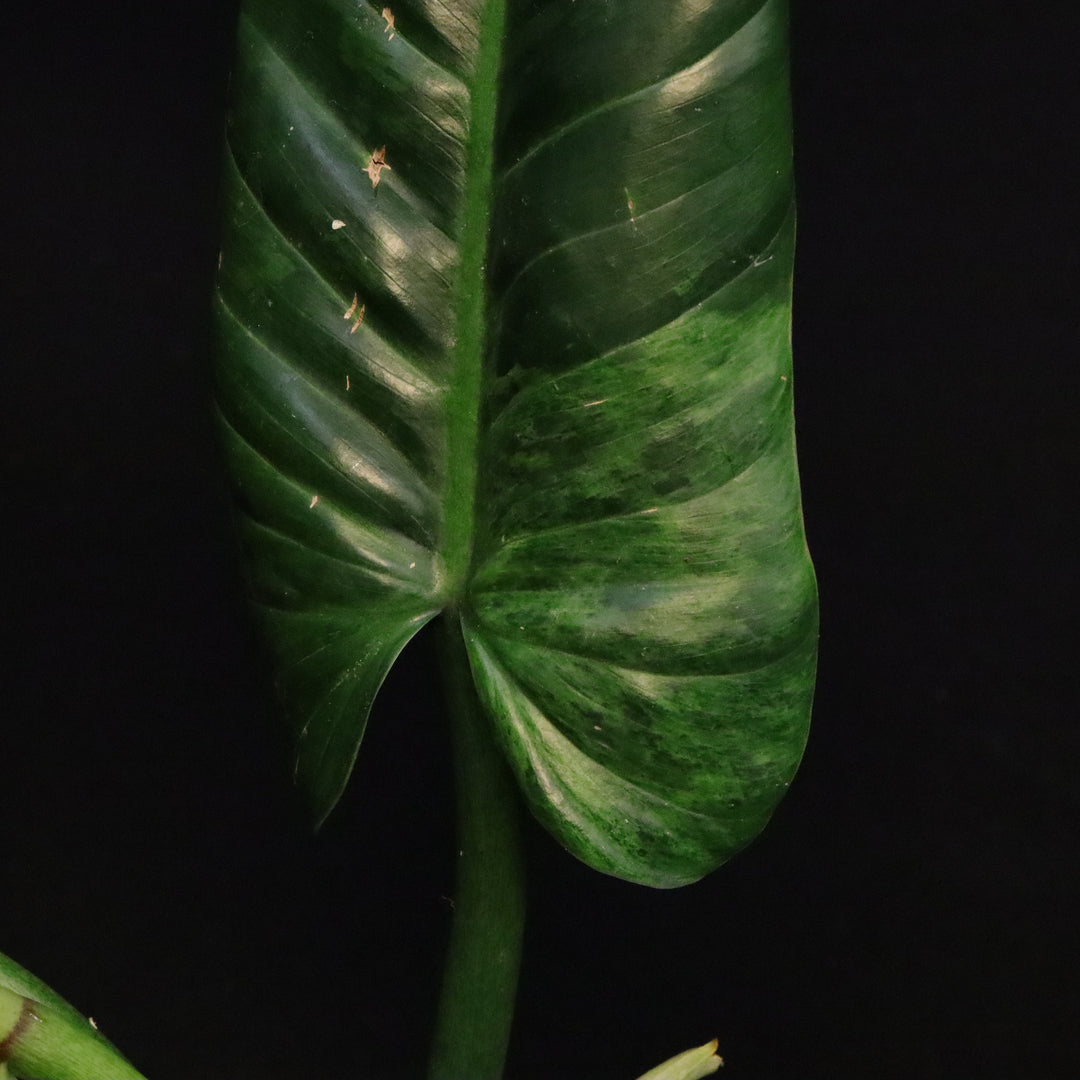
215 0 817 887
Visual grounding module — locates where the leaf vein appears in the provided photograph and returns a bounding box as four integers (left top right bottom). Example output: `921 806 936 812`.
494 136 770 310
495 0 770 185
216 295 436 526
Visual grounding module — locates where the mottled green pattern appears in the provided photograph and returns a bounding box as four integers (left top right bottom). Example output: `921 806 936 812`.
216 0 816 886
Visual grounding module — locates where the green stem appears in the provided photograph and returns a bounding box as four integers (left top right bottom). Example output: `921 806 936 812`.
0 982 144 1080
428 614 525 1080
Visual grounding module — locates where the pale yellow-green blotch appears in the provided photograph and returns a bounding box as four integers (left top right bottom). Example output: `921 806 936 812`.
635 1037 723 1080
0 982 26 1043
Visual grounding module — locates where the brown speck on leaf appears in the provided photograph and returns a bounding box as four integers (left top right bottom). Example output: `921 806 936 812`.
344 293 359 319
346 375 351 391
350 304 367 333
367 146 391 188
309 495 319 509
331 218 347 230
381 7 395 39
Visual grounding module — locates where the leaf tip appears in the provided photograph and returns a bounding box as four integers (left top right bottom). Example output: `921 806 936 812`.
635 1038 723 1080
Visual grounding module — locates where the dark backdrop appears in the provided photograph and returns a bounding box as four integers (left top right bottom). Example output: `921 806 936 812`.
3 3 1077 1078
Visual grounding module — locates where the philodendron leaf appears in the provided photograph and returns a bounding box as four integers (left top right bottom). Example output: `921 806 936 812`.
215 0 817 887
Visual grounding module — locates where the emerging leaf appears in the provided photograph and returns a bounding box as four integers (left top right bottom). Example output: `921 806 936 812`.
215 0 817 887
635 1038 724 1080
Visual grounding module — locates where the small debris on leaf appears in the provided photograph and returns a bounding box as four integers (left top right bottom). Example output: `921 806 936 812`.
381 7 395 39
331 219 347 230
349 305 367 334
366 146 391 188
309 495 319 509
344 293 360 319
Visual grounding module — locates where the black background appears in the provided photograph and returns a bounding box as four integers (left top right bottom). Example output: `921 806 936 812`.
3 3 1078 1078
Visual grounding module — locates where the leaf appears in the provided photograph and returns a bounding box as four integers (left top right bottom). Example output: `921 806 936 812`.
215 0 817 887
0 951 145 1080
635 1038 723 1080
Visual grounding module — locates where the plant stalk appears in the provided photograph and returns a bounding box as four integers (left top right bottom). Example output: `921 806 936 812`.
428 614 525 1080
0 981 144 1080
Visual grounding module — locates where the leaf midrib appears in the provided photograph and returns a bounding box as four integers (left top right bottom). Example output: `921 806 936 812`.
440 0 508 606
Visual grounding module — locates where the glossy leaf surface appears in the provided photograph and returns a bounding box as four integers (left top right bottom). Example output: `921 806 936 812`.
215 0 817 887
